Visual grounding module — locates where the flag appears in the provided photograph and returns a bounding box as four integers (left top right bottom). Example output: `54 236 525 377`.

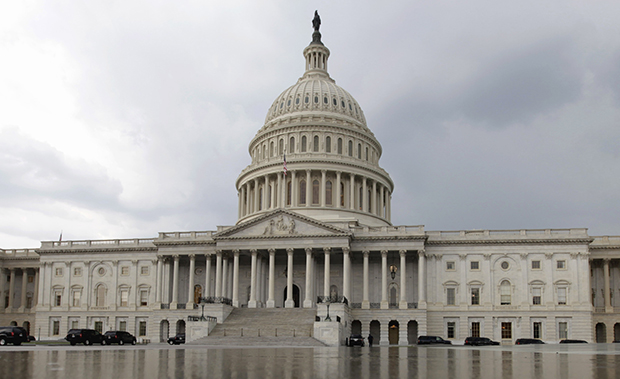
283 152 287 177
59 231 63 242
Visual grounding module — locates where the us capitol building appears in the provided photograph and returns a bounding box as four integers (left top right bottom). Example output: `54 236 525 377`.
1 15 620 346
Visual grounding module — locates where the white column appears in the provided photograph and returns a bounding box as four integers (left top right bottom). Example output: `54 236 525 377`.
418 250 427 307
372 180 377 215
243 184 249 216
285 248 294 308
33 269 39 307
304 248 313 308
7 269 15 310
232 250 240 307
381 251 388 309
343 247 351 303
238 186 242 219
37 264 46 308
380 185 385 218
291 171 297 207
270 177 276 209
387 191 391 222
362 176 367 212
321 170 327 207
186 254 195 307
18 269 28 312
336 171 342 209
604 258 612 311
255 256 262 306
280 172 285 207
248 249 257 308
267 249 276 308
349 174 356 210
221 255 228 299
399 250 408 309
362 251 370 309
253 178 259 213
171 255 180 308
323 248 331 298
205 255 212 297
306 170 311 207
263 175 269 211
155 257 163 303
215 251 223 298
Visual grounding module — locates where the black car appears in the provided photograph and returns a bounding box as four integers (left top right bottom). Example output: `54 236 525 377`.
168 333 185 345
559 339 587 344
0 326 28 346
464 337 500 346
102 331 137 345
417 336 452 345
65 329 105 346
347 334 364 347
515 338 545 345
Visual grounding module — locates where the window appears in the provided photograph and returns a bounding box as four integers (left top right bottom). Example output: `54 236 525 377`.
299 180 306 205
500 261 509 270
313 136 319 152
326 136 331 153
289 137 295 153
558 322 568 339
558 288 567 305
120 290 129 307
557 260 566 270
119 321 127 332
140 266 149 275
52 320 60 336
357 143 361 159
55 268 63 277
73 267 82 277
470 261 479 270
326 181 332 205
471 322 480 338
54 291 62 307
27 275 34 283
72 291 81 307
270 141 274 156
532 288 541 305
258 188 263 210
533 322 542 339
348 141 353 156
286 181 291 206
501 322 512 339
340 182 345 206
365 147 369 161
94 321 103 334
532 260 541 270
301 136 307 152
359 187 363 210
279 139 284 155
312 180 319 204
447 322 456 339
121 266 130 276
140 290 148 307
71 320 79 330
447 288 456 305
139 321 147 337
500 281 511 305
471 288 480 305
446 261 455 271
337 138 342 154
96 285 106 307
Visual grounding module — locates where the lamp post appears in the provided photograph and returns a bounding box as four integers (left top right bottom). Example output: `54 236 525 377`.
325 302 331 321
199 297 207 321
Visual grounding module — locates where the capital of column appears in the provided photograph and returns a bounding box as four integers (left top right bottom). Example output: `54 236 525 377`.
233 249 240 256
268 248 275 255
399 249 407 257
286 248 294 255
305 247 312 254
172 254 180 260
363 250 370 257
381 250 388 257
323 247 331 254
250 249 258 255
417 249 426 258
188 254 196 259
604 258 611 263
215 250 223 256
342 247 350 254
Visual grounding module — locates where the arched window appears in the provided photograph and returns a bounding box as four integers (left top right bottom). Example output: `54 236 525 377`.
258 188 263 211
326 181 332 205
301 136 307 152
267 185 272 208
365 147 369 161
337 138 343 154
96 284 106 307
312 180 319 204
313 136 319 152
270 141 274 156
289 137 295 153
326 136 331 153
348 141 353 156
340 182 345 206
279 139 284 155
368 189 372 211
500 280 511 305
359 186 363 210
357 143 361 159
299 180 307 205
286 181 291 206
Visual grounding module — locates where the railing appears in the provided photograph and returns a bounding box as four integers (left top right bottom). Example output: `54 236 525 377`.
0 249 39 257
388 302 398 309
41 238 155 249
199 296 232 306
427 228 589 238
187 315 217 322
347 302 418 309
370 303 380 309
316 296 348 305
350 303 361 309
408 302 418 309
177 304 186 309
160 304 170 309
158 231 215 240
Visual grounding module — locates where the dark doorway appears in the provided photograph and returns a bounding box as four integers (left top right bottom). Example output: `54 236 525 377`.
370 320 381 345
596 323 607 343
351 320 362 335
389 320 399 345
160 320 170 342
408 320 418 344
283 284 301 307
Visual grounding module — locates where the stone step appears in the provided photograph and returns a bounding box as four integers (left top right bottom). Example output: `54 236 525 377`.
188 336 326 347
207 307 317 339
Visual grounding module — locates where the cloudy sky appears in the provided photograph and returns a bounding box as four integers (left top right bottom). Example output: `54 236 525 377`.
1 1 619 249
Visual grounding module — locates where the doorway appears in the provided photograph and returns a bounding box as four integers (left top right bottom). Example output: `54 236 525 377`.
283 285 300 307
596 323 607 343
160 320 169 342
389 320 399 345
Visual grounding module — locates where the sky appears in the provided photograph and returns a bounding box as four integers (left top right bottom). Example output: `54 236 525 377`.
1 1 620 249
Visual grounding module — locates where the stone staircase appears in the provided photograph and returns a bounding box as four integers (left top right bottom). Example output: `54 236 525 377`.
189 308 326 346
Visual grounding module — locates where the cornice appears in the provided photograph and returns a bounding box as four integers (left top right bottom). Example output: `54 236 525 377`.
427 238 594 246
216 233 351 241
153 240 216 247
38 247 157 254
589 245 620 250
353 235 427 241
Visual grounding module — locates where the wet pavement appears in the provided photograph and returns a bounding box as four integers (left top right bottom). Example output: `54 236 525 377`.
1 343 620 378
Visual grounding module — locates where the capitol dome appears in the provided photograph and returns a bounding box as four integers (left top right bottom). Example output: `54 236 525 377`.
236 20 394 227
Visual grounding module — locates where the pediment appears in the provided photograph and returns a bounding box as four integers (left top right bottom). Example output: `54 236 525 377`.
214 209 351 240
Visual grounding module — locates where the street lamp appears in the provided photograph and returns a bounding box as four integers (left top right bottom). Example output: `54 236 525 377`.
199 297 207 321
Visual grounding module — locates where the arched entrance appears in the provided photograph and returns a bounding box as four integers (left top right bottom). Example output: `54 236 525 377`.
176 320 186 335
22 321 30 335
615 323 620 342
283 285 300 307
370 320 381 345
389 320 399 345
408 320 418 344
194 285 202 304
160 320 169 342
351 320 362 335
9 321 17 326
596 323 607 343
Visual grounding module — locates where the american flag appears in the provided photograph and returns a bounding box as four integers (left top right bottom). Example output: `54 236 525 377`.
283 152 288 176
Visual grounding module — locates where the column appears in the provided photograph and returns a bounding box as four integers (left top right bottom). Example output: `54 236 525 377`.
253 178 259 213
205 255 212 297
362 176 367 212
263 175 269 211
372 180 377 215
291 171 297 207
221 255 229 299
306 170 311 207
8 269 16 310
37 264 46 308
336 171 342 209
304 248 313 308
232 250 240 307
215 251 223 297
381 251 388 309
277 173 283 208
387 191 391 222
33 269 39 307
399 250 408 309
270 177 276 209
155 257 163 303
323 248 331 298
349 174 356 210
418 250 427 307
380 185 385 218
18 269 28 312
320 170 327 207
243 184 249 216
255 256 262 306
248 249 257 308
267 249 276 308
171 255 180 308
186 254 196 307
238 186 243 219
281 172 286 207
343 247 351 303
362 251 370 309
604 258 612 312
285 248 294 308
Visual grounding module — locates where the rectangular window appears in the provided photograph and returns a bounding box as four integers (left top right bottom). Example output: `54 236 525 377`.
94 321 103 334
55 292 62 307
119 321 127 332
121 266 130 276
140 266 149 275
27 275 34 283
447 322 456 339
72 291 81 307
500 285 511 305
471 288 480 305
471 322 480 338
470 261 479 270
71 320 79 330
533 322 542 339
140 290 148 306
139 321 147 337
557 260 566 269
558 322 568 339
558 288 567 305
52 320 60 336
446 261 455 271
501 322 512 339
120 290 129 307
73 267 82 276
447 288 456 305
55 268 63 276
532 288 541 305
532 260 541 269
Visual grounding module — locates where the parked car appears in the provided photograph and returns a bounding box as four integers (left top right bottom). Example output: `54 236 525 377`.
27 335 36 342
168 333 185 345
102 331 137 345
0 326 28 346
347 334 364 347
464 337 500 346
559 339 587 344
65 329 105 346
515 338 545 345
417 336 452 345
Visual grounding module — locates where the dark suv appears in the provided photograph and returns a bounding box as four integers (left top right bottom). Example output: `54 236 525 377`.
0 326 28 346
515 338 545 345
66 329 104 346
464 337 500 346
417 336 452 345
167 333 185 345
102 331 137 345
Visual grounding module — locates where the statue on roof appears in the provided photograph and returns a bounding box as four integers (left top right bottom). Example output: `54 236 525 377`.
312 11 321 32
